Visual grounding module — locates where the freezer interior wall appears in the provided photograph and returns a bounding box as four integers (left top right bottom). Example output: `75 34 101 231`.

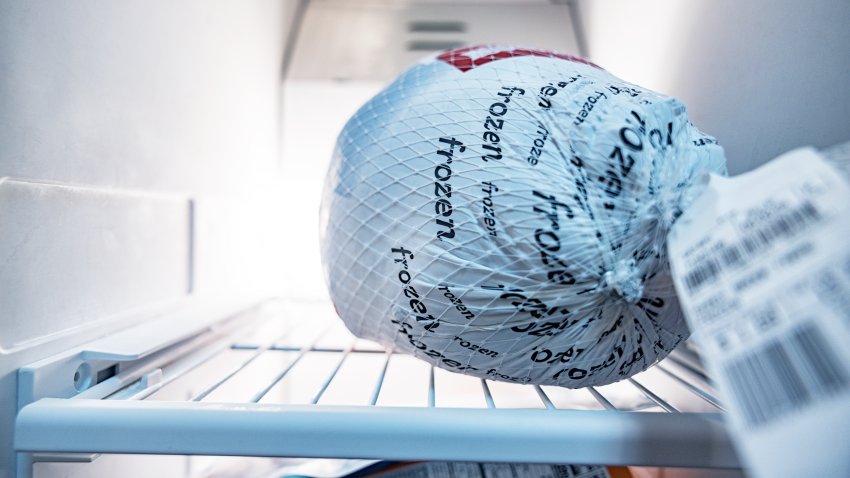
0 2 297 476
574 0 850 175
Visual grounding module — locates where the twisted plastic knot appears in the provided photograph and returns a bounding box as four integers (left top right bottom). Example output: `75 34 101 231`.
656 203 681 231
601 258 644 304
652 190 684 231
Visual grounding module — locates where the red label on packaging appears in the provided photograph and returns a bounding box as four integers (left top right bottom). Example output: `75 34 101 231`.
437 45 600 72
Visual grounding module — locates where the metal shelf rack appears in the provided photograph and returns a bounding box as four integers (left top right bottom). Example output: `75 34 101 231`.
14 300 741 476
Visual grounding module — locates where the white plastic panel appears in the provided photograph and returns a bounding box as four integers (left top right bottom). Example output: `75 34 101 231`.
0 0 291 195
0 179 191 352
289 1 579 81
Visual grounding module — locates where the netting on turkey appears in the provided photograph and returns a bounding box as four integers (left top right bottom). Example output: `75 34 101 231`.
320 45 726 387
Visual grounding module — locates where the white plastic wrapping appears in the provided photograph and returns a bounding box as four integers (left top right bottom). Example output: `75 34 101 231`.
321 45 726 387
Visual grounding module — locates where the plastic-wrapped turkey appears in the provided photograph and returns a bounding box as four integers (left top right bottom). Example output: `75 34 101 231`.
320 45 726 387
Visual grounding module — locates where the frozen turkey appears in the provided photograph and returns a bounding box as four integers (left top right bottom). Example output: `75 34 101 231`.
320 45 726 387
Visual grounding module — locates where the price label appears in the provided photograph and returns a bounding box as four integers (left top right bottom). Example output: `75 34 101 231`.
668 146 850 477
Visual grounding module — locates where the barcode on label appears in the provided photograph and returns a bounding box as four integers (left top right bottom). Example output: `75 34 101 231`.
684 201 821 293
723 322 849 427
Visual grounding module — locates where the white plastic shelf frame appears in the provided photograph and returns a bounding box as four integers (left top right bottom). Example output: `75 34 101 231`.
14 300 740 473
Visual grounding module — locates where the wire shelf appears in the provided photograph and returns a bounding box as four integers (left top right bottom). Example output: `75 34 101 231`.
15 300 740 470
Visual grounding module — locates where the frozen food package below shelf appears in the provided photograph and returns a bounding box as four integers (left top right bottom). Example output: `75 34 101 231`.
243 459 627 478
320 44 726 388
668 144 850 478
342 462 627 478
